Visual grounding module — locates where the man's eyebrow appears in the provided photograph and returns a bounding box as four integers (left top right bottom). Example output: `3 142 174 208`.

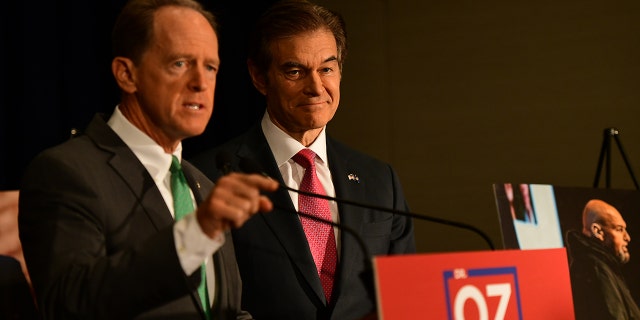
282 61 304 68
166 53 190 60
281 56 338 69
323 56 338 63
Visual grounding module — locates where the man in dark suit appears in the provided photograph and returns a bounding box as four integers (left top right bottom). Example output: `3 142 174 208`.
18 0 277 319
565 199 640 319
192 1 416 319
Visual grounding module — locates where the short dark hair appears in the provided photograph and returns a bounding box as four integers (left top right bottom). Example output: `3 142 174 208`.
112 0 218 64
248 0 347 75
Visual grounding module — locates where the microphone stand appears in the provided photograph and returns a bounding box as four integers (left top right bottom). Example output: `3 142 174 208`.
279 185 495 250
234 155 495 250
220 152 493 314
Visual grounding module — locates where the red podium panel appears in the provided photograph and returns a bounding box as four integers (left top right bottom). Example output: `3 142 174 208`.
374 248 574 320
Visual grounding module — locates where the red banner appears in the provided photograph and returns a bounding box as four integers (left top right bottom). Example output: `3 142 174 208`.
374 248 574 320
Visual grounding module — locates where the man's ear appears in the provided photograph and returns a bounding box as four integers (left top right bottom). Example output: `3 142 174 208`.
591 223 605 241
112 57 137 94
247 60 267 96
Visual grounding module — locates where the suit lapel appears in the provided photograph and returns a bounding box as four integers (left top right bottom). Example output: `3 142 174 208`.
181 161 209 205
326 138 368 303
237 126 327 304
86 114 174 231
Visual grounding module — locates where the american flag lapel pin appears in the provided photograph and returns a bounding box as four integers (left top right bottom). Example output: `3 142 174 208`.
347 173 360 183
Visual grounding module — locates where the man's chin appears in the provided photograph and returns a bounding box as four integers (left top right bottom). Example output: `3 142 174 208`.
618 252 630 264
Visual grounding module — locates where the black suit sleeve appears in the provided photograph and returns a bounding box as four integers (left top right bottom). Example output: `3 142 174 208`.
19 149 195 319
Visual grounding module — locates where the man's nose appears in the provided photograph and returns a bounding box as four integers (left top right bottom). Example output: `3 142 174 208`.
189 66 209 91
303 72 324 96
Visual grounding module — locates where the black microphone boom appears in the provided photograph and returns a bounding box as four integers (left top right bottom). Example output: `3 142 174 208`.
238 156 496 250
283 185 495 250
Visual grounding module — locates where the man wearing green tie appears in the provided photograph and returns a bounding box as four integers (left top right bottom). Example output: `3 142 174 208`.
18 0 277 319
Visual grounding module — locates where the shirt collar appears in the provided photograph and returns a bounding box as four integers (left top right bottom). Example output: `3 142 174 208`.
107 105 182 183
261 111 328 167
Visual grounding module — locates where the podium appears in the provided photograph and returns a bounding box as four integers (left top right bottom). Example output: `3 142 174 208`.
373 248 574 319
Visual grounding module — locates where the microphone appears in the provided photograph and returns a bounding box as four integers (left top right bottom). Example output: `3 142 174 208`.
215 150 234 175
238 155 496 250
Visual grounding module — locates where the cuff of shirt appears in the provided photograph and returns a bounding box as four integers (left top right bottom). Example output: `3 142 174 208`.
173 212 225 275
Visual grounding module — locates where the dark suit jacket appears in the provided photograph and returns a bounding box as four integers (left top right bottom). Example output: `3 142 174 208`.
18 114 250 320
192 125 416 320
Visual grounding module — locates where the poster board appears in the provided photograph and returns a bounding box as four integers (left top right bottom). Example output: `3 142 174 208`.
494 184 640 316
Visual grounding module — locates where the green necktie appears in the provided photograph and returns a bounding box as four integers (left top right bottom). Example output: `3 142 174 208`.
170 156 211 319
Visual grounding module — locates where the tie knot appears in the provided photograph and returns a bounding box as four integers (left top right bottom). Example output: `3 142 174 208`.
170 155 182 174
292 149 317 170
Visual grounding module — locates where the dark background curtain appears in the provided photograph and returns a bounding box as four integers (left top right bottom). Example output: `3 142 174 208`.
0 0 275 190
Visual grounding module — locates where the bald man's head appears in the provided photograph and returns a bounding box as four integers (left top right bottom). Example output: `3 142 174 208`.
582 199 631 264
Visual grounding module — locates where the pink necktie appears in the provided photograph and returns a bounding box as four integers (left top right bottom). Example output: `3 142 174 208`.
292 149 337 303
